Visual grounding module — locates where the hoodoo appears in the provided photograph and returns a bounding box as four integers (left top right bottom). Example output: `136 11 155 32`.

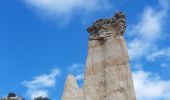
62 12 136 100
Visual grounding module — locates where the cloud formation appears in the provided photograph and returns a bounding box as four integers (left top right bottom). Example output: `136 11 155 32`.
133 69 170 100
23 69 60 99
24 0 111 23
127 0 170 60
127 1 170 99
146 47 170 61
68 63 85 80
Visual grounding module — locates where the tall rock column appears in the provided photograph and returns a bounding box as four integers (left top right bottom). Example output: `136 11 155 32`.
83 12 136 100
62 12 136 100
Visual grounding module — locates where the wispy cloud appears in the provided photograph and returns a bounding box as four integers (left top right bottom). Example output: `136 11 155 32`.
127 0 170 60
24 0 111 24
160 63 169 68
146 47 170 61
68 63 85 80
23 69 60 99
133 69 170 100
127 1 170 99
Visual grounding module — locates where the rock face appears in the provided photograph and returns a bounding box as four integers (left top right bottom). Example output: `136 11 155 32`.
62 12 136 100
62 75 83 100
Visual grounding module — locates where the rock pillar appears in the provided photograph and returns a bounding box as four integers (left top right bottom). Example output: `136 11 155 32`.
62 12 136 100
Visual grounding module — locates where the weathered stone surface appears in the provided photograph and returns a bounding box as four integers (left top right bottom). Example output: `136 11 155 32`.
87 12 126 40
62 74 83 100
62 12 136 100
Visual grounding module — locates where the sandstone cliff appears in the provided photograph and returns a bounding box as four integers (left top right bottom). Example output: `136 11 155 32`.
62 12 136 100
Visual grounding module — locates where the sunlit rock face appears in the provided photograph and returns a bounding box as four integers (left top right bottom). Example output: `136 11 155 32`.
62 12 136 100
62 75 83 100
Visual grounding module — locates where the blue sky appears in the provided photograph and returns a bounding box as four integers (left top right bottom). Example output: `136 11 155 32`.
0 0 170 100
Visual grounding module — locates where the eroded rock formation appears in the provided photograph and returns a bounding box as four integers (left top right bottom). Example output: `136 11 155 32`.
62 75 83 100
62 12 136 100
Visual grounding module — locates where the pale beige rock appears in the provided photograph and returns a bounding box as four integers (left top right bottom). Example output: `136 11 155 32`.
62 12 136 100
62 74 83 100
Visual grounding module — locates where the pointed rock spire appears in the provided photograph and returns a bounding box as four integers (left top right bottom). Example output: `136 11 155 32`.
62 74 83 100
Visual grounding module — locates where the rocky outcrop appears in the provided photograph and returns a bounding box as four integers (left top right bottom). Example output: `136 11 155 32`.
87 12 126 40
62 75 83 100
62 12 136 100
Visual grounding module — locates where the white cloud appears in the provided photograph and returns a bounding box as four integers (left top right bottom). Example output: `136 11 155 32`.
29 90 48 99
127 1 170 98
133 69 170 100
75 74 84 80
24 0 111 23
68 63 84 72
23 68 60 99
128 0 170 60
160 63 169 68
68 63 85 80
146 47 170 61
